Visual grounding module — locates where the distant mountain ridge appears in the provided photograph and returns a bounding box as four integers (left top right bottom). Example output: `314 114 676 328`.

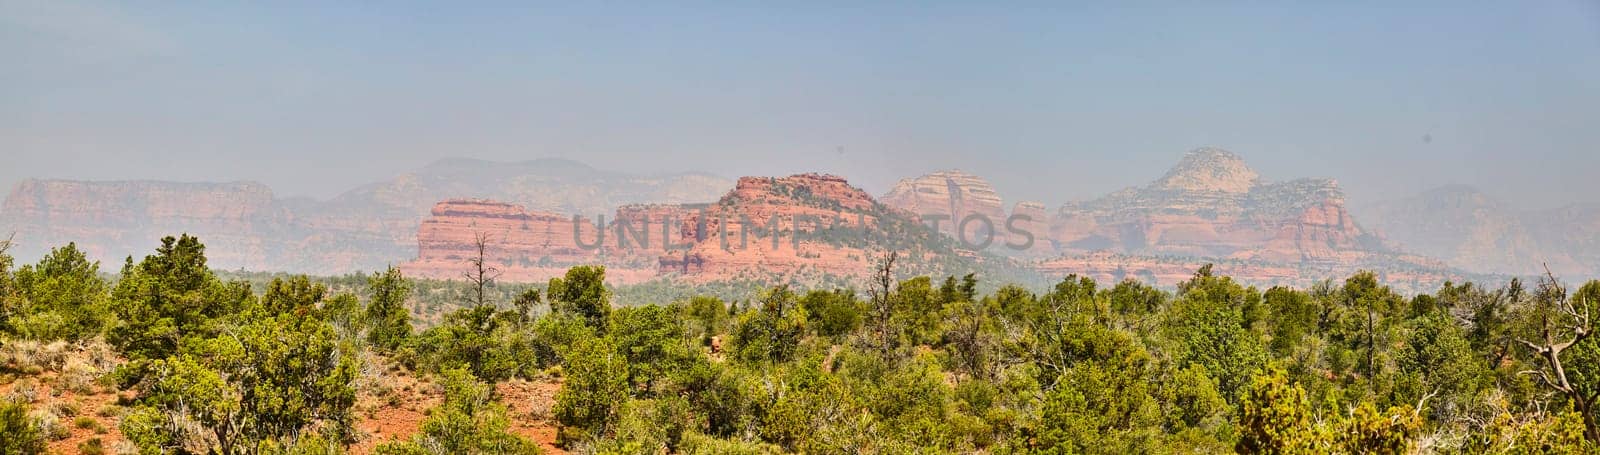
332 157 729 217
1047 148 1386 263
884 148 1472 289
1361 185 1600 278
399 173 1025 287
4 149 1563 289
0 159 730 273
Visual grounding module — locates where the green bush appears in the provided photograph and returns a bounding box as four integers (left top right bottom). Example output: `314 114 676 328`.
0 399 46 454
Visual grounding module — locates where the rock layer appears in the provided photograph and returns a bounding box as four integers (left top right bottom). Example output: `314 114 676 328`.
658 174 893 281
402 174 965 284
882 170 1007 239
881 170 1051 256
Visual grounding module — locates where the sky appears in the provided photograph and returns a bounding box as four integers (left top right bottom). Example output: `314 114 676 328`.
4 1 1599 210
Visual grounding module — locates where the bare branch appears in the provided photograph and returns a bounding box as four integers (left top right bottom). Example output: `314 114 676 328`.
1413 388 1441 419
1514 338 1546 355
1518 369 1567 393
463 231 501 308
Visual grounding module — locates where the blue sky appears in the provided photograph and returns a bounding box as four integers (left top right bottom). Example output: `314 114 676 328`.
4 1 1598 209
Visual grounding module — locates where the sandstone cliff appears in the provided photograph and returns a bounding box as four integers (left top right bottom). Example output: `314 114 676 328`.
880 170 1051 256
401 173 984 285
659 174 905 282
882 170 1006 240
397 199 662 283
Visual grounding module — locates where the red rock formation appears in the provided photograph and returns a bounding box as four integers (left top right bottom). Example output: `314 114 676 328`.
399 199 667 283
882 170 1063 257
399 162 1468 291
1022 148 1475 291
659 174 890 281
1007 201 1054 257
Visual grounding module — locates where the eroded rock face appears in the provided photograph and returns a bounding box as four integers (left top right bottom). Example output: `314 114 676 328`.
1006 201 1054 256
882 170 1006 238
399 199 666 283
881 170 1053 256
1014 148 1485 290
1152 147 1260 194
403 173 990 284
326 158 730 273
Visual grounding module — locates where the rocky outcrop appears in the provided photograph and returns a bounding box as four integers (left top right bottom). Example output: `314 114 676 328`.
882 170 1006 239
401 174 987 285
398 199 664 283
324 158 729 271
1152 147 1260 194
1007 201 1054 257
414 200 602 264
659 174 899 281
1019 148 1477 291
881 170 1051 256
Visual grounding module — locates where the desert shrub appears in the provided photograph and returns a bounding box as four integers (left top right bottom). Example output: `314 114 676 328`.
675 431 782 455
78 438 106 455
57 357 101 394
409 305 539 382
74 415 99 429
30 407 68 440
50 400 81 418
0 399 46 454
553 336 628 445
373 368 542 455
0 340 70 373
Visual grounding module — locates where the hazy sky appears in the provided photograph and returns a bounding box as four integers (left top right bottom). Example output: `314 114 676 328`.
4 1 1598 209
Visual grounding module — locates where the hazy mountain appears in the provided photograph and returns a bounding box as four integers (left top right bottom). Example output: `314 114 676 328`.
0 159 730 273
330 158 731 218
1046 148 1388 263
882 148 1468 290
1362 185 1600 278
